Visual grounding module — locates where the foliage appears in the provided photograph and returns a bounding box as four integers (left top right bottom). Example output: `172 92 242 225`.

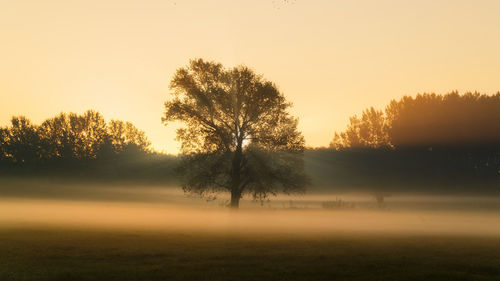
324 92 500 192
0 110 176 183
331 92 500 149
163 59 308 207
331 107 389 149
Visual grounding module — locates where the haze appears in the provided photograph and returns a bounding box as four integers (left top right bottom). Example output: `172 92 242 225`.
2 0 500 153
2 182 500 237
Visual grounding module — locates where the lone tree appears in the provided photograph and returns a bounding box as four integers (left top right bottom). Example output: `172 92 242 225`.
163 59 308 208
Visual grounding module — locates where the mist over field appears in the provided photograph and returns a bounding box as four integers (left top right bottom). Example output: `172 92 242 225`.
1 181 499 236
0 90 498 281
2 180 500 280
1 1 500 279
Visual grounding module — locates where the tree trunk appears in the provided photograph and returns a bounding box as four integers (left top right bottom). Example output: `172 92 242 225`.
230 142 243 209
230 189 241 208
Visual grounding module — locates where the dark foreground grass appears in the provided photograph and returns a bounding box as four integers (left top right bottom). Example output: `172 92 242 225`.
0 227 499 281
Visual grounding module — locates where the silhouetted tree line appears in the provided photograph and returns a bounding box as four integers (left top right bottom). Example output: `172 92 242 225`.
0 110 177 181
1 92 498 192
322 92 499 192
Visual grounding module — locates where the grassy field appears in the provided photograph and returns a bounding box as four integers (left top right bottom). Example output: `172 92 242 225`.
1 182 500 281
1 227 500 281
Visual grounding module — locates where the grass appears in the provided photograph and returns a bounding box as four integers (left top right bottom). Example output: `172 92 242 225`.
1 227 500 281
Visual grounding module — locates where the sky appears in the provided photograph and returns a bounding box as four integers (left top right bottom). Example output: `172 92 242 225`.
1 0 499 154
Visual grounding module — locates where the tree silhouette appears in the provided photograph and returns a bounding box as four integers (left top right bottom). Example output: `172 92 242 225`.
326 91 499 192
163 59 308 208
331 107 389 149
3 116 41 166
39 113 75 160
0 110 178 182
0 110 151 166
108 120 151 153
0 128 8 162
385 92 500 148
332 92 500 149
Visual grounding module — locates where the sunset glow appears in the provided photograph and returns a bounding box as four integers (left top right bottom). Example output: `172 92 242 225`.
2 0 500 154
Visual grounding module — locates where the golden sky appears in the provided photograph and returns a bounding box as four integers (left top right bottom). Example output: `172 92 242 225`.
1 0 499 154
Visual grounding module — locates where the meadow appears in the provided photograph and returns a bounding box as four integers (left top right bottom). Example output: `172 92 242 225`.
2 227 500 281
1 181 500 281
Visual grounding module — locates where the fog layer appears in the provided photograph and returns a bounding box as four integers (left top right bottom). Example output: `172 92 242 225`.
1 197 499 237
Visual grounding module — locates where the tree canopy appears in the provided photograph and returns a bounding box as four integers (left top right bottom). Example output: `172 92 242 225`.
163 59 308 207
0 110 151 166
331 92 500 149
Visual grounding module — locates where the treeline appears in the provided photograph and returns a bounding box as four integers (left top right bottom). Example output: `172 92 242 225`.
1 92 498 191
319 92 499 192
331 91 500 149
0 110 177 182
